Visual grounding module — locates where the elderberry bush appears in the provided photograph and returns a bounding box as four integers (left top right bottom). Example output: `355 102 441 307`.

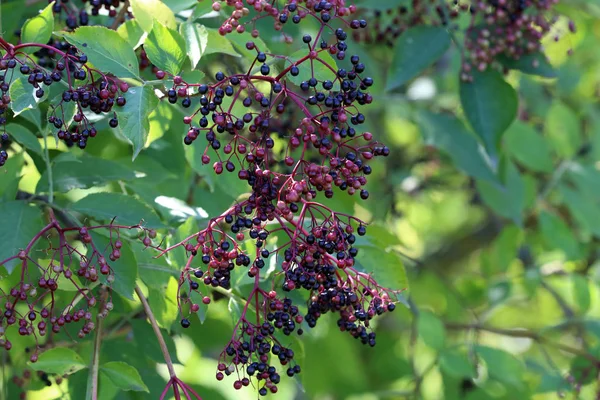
1 0 599 399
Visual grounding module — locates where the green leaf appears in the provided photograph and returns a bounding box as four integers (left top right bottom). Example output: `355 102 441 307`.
130 0 176 32
117 19 146 49
504 120 554 173
355 246 408 291
145 21 187 75
286 50 338 87
100 362 149 392
70 192 163 228
37 154 137 193
498 52 556 78
9 76 47 116
5 124 43 156
179 22 208 69
539 211 581 260
0 202 45 274
476 346 525 387
29 348 86 376
59 27 140 80
417 111 497 182
417 310 446 350
545 101 581 158
134 241 178 289
385 26 451 91
148 277 178 329
116 85 159 158
477 160 526 224
460 70 518 151
571 274 590 314
439 349 476 379
21 2 55 50
90 232 138 300
558 184 600 237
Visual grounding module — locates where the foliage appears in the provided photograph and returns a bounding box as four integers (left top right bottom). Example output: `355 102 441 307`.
0 0 599 399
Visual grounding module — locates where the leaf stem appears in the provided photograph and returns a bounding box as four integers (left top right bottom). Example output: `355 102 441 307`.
42 129 54 204
134 285 177 378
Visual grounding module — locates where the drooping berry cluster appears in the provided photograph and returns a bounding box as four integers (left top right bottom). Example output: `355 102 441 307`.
352 0 569 80
0 210 157 363
0 38 128 161
147 1 402 395
49 0 131 30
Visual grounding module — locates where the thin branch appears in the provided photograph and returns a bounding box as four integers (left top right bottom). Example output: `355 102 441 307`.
86 290 108 400
134 285 177 378
445 323 600 363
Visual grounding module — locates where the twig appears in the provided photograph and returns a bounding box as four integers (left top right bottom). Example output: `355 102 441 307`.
445 323 600 363
110 0 130 30
134 285 177 378
86 290 108 400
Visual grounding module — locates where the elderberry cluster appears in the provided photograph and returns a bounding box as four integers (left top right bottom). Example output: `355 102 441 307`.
0 218 157 363
49 0 130 30
353 0 569 79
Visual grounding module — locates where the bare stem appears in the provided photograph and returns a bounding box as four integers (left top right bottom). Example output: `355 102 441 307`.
134 285 177 378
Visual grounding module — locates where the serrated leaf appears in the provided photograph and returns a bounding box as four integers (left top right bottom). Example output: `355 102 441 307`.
21 2 55 50
5 124 43 155
417 111 497 182
29 348 86 376
100 362 149 392
130 0 176 32
59 27 140 80
386 26 451 91
70 192 164 228
116 85 159 158
0 202 45 274
145 21 187 75
9 76 47 116
418 310 446 350
37 155 137 193
460 70 518 152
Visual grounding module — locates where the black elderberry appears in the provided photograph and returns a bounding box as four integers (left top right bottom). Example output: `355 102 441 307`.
181 318 191 328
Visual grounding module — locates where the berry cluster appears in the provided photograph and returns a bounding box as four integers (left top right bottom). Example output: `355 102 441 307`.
353 0 568 80
0 210 157 363
50 0 130 30
0 38 128 161
146 1 402 395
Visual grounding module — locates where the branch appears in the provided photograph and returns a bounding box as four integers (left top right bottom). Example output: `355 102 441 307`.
86 290 108 400
134 285 177 378
445 323 600 363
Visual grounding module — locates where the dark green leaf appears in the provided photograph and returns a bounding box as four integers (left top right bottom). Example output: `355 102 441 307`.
504 121 554 173
477 160 526 224
355 246 408 291
498 52 556 78
36 155 137 193
59 27 140 80
116 85 159 158
100 361 149 392
6 124 43 156
539 211 581 260
417 111 497 182
0 201 45 274
460 70 518 151
70 192 163 228
386 26 451 91
286 50 338 88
